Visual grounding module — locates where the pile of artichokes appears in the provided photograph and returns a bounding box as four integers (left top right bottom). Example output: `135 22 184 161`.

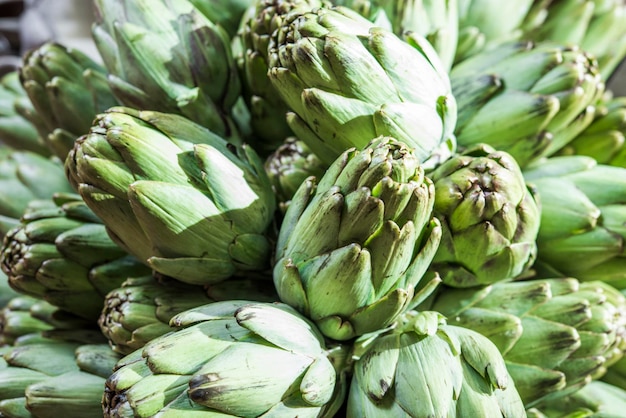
0 0 625 416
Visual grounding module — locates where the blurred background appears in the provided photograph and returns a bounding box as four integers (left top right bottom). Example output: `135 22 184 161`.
0 0 625 92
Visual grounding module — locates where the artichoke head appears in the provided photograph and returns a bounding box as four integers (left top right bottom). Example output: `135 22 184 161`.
428 144 540 287
273 136 442 341
66 107 276 286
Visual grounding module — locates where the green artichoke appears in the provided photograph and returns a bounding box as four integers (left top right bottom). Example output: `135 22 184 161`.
428 278 626 406
0 149 74 238
19 42 119 160
454 0 534 63
92 0 242 140
267 5 457 168
0 71 49 156
0 295 91 346
0 193 151 320
273 137 441 341
451 40 605 167
526 381 626 418
235 0 329 153
340 0 459 70
427 144 540 287
347 310 526 417
0 342 121 418
103 300 350 417
264 136 328 210
523 155 626 288
99 274 278 355
65 107 276 286
520 0 626 80
556 93 626 167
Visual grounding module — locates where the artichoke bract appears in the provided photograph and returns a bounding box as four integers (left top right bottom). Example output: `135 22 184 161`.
526 381 626 418
92 0 242 140
65 107 276 286
236 0 329 153
341 0 459 71
429 278 626 406
187 0 254 39
347 311 526 417
267 5 457 168
0 193 151 320
273 137 442 341
556 94 626 168
0 149 74 238
0 342 121 418
428 144 540 287
524 155 626 288
99 274 278 355
0 71 49 156
451 40 605 167
0 295 91 346
454 0 534 64
264 136 327 210
520 0 626 80
103 300 350 417
19 42 119 160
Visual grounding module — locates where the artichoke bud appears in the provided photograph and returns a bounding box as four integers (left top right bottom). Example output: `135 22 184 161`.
104 301 349 417
0 193 151 320
430 278 626 406
428 144 540 287
347 310 525 417
0 150 73 238
274 137 441 341
66 107 276 286
268 5 456 167
99 274 278 355
451 41 604 167
92 0 241 140
524 155 626 285
19 42 119 160
0 71 50 156
235 0 331 152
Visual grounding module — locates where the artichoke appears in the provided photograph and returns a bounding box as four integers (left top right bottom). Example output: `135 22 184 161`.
520 0 626 80
523 155 626 288
451 40 605 167
264 136 327 210
235 0 329 152
427 144 540 287
273 137 442 341
0 342 121 418
103 300 350 417
340 0 459 70
347 310 526 417
92 0 242 140
526 381 626 418
0 295 91 346
0 71 49 156
556 94 626 167
428 278 626 406
99 274 278 355
19 42 119 160
0 149 74 238
267 5 457 168
65 107 276 286
0 193 151 320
